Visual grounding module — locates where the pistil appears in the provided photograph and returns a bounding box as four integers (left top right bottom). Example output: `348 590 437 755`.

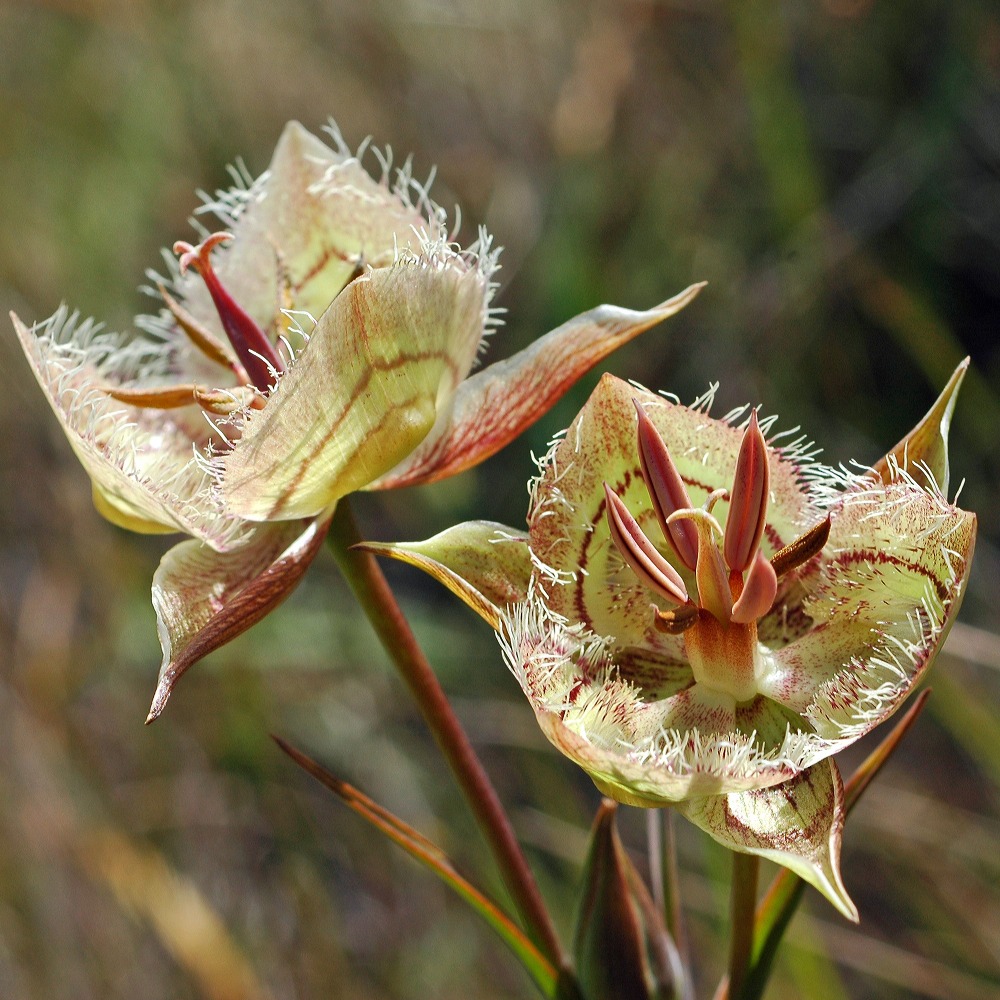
157 281 240 374
684 607 760 702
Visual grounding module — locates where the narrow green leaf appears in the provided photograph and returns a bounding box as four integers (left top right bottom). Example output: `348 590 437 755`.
841 689 933 813
273 736 558 997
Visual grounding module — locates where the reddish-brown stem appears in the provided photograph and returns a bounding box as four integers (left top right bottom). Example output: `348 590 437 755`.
727 852 759 1000
327 500 565 967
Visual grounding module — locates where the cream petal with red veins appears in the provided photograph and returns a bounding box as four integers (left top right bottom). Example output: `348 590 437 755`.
676 758 856 920
148 515 331 720
769 479 976 746
369 284 705 491
217 250 490 521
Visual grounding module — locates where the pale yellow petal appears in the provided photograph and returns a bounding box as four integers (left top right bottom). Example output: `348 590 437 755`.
499 598 805 802
91 482 179 535
218 255 489 520
12 309 241 549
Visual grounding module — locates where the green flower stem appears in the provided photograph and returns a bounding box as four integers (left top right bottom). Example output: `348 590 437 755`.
727 852 759 1000
648 809 687 963
646 809 664 915
740 873 804 1000
327 499 565 968
662 810 685 952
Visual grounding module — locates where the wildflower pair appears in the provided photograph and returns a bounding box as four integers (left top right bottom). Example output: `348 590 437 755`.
13 121 976 917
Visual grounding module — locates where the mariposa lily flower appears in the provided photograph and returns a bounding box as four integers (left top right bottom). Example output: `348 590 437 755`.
11 121 702 719
365 364 976 918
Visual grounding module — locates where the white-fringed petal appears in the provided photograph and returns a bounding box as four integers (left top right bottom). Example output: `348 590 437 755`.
496 597 810 803
147 121 435 370
12 309 243 549
766 478 976 744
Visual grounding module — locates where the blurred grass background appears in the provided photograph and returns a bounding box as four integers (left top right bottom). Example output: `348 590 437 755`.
2 0 1000 997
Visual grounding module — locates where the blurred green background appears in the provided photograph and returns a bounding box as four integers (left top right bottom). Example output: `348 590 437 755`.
2 1 1000 997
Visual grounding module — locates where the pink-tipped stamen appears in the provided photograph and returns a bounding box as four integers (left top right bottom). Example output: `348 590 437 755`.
604 483 689 606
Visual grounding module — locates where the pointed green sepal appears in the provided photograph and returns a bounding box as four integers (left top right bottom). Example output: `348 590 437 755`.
873 357 968 494
676 759 857 921
359 521 531 630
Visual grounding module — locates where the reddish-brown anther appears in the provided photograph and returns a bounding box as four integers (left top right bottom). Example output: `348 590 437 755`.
604 483 688 606
724 409 770 573
174 232 285 392
635 400 699 571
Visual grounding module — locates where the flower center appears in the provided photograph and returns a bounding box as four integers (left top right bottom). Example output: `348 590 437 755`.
605 401 830 702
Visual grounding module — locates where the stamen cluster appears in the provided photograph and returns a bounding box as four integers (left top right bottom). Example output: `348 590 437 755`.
103 231 285 417
605 402 827 701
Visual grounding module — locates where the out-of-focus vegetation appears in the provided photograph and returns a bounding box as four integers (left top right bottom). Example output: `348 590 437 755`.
1 1 999 997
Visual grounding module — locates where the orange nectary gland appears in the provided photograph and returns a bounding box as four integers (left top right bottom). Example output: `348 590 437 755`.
683 607 759 702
